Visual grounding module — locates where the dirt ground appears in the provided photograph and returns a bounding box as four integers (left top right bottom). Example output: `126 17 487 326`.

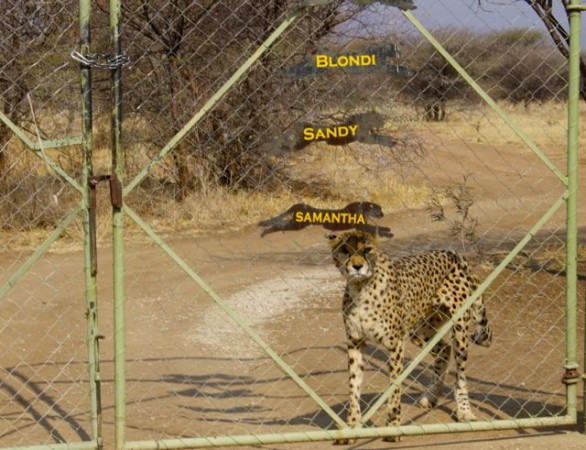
252 430 586 450
266 432 586 450
1 128 586 449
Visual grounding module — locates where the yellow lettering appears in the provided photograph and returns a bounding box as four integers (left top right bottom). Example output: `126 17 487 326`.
314 128 326 140
315 53 377 70
359 55 376 66
325 128 338 139
291 209 368 225
304 125 359 141
315 54 328 68
349 55 360 66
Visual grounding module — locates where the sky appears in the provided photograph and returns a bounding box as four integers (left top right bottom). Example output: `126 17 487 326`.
345 0 586 46
414 1 573 37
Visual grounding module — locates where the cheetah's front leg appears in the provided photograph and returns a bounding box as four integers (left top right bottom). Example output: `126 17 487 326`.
381 337 405 443
335 339 364 445
452 319 476 422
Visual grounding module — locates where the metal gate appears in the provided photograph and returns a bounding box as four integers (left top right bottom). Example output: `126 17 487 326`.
0 1 583 449
0 1 100 448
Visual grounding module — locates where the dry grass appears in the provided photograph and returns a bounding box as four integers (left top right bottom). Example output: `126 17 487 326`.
426 101 577 162
1 100 584 252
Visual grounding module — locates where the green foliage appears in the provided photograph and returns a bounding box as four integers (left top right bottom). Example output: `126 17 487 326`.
427 175 480 253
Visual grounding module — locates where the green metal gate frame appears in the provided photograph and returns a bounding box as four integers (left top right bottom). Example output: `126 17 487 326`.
0 1 102 449
110 1 584 449
1 0 581 449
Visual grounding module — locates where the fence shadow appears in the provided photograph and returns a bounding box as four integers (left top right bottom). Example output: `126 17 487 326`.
0 367 92 443
158 347 570 434
1 342 574 444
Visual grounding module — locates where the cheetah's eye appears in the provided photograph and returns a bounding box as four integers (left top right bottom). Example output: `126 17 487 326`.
337 246 349 255
363 246 374 255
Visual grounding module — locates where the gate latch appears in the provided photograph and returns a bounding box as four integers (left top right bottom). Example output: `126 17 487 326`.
90 174 123 209
561 368 580 385
88 174 124 276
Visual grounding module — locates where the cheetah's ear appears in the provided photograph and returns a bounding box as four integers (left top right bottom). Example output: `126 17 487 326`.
325 233 338 244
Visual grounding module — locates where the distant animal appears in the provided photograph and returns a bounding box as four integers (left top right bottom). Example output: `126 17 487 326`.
327 230 492 444
258 202 392 237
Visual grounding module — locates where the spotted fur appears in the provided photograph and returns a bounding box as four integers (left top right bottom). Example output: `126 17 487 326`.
327 231 492 444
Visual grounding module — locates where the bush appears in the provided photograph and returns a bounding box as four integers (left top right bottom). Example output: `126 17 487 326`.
398 28 567 118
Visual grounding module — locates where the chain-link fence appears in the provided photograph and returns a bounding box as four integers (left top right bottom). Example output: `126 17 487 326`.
0 1 100 448
1 1 585 449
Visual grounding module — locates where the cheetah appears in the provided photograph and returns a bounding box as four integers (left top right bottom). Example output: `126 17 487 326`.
327 230 492 444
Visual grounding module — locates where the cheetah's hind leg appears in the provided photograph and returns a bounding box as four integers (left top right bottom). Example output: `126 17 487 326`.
418 337 451 410
411 316 451 411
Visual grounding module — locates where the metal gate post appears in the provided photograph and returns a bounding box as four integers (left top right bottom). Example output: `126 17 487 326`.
566 0 583 431
109 0 126 448
79 0 103 447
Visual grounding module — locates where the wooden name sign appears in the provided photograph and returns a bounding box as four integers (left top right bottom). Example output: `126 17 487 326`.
258 202 393 237
284 44 409 78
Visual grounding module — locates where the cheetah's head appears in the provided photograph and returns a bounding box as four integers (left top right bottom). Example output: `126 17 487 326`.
326 231 378 282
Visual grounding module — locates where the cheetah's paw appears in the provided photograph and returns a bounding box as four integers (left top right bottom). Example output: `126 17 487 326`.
417 394 437 410
455 408 477 422
334 438 357 445
382 435 403 442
